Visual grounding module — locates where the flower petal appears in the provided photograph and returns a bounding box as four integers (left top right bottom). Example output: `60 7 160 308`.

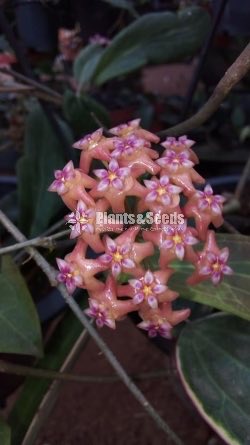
148 295 158 309
109 158 119 172
93 169 108 179
153 284 167 294
146 190 158 202
112 178 123 190
122 258 135 269
211 272 221 285
112 262 122 276
133 293 144 305
105 236 117 253
144 270 154 285
219 248 229 263
97 178 110 191
175 244 185 260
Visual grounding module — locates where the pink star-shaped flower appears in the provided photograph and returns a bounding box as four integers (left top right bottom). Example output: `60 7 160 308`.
85 275 135 329
184 184 225 239
73 128 115 173
90 159 146 212
65 198 122 253
98 226 154 277
161 135 199 164
48 160 96 210
156 150 204 195
65 239 107 291
143 220 198 267
138 302 190 337
110 119 160 143
111 134 159 176
187 230 233 286
128 269 176 309
138 175 182 213
56 258 83 294
137 319 173 338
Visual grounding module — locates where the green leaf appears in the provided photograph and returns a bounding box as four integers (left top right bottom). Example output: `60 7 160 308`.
101 0 139 18
0 191 18 236
177 314 250 445
9 297 88 445
63 90 110 137
168 234 250 322
0 256 43 357
0 418 10 445
92 7 210 85
17 105 73 237
73 43 104 90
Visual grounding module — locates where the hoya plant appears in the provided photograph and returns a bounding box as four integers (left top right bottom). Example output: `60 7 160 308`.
0 2 250 445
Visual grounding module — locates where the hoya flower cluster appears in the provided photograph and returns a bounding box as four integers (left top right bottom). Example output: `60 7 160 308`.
49 119 232 339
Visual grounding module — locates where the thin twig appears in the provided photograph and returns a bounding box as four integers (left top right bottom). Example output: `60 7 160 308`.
0 67 62 101
181 0 228 119
159 41 250 138
0 229 70 255
0 359 170 383
234 156 250 200
0 210 184 445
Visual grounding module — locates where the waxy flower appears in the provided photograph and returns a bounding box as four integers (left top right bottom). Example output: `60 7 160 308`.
48 161 75 195
56 258 83 294
90 159 146 212
139 175 182 212
65 239 107 291
50 127 232 336
99 226 154 277
73 128 114 173
66 200 95 238
89 34 110 46
138 319 173 338
187 230 233 286
110 118 160 143
111 135 159 176
143 220 198 267
85 299 115 329
85 275 135 329
129 270 175 309
99 237 135 277
184 184 225 239
93 159 130 192
161 135 199 164
48 161 96 210
66 198 123 253
157 150 204 195
138 302 191 338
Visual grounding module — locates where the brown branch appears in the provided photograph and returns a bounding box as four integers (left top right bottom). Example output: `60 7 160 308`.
0 209 184 445
159 42 250 138
0 229 70 255
0 359 170 383
0 67 63 103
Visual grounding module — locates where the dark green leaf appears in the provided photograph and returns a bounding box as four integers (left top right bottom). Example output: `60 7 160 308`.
0 418 10 445
177 314 250 445
17 105 73 237
73 43 104 90
101 0 139 18
63 90 110 137
169 234 250 321
0 256 42 357
92 7 210 85
9 297 88 445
